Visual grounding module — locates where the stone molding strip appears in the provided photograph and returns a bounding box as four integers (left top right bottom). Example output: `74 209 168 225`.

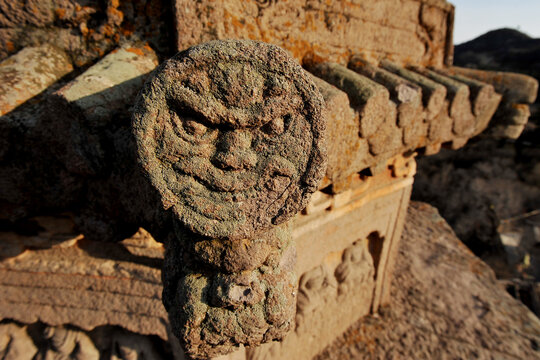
314 57 514 192
0 228 168 340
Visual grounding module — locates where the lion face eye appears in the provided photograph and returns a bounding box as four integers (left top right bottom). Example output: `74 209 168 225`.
261 114 291 137
184 118 208 137
169 108 217 144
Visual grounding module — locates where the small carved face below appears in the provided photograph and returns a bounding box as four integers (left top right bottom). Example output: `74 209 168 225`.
133 40 326 239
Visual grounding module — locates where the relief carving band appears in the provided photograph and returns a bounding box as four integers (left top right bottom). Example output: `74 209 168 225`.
132 40 326 358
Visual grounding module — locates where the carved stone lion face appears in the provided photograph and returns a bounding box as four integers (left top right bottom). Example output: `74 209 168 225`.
133 40 326 239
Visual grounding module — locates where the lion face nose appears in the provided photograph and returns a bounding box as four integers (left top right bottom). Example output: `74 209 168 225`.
212 130 257 171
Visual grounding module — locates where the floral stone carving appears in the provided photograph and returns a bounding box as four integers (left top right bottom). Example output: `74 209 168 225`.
132 40 326 358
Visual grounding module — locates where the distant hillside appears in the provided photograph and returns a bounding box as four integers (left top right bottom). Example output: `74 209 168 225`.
455 28 540 127
454 28 540 81
454 29 540 79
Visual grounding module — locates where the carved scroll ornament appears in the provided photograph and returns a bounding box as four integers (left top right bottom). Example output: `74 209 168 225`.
132 40 326 358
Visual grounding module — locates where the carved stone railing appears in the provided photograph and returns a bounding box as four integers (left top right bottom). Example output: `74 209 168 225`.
132 40 326 358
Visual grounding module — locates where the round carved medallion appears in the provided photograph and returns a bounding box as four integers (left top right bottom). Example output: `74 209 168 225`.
133 40 326 239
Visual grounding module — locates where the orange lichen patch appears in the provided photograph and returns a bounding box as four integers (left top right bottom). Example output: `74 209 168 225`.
304 43 350 66
55 8 67 20
143 43 153 52
0 97 27 116
107 6 124 26
512 103 529 111
229 15 244 30
0 103 12 115
101 24 116 38
244 22 259 39
334 50 351 65
223 9 246 36
278 38 313 63
349 57 367 69
5 41 14 53
125 47 145 56
74 58 87 68
88 45 106 58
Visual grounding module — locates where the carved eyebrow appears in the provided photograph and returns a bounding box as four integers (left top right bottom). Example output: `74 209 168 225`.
166 97 214 128
168 81 299 130
169 84 244 126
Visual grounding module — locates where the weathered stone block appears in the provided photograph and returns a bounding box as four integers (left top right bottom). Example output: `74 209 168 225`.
45 44 158 176
367 102 403 156
433 68 502 134
0 44 72 116
410 66 475 137
380 60 447 121
173 0 454 67
403 116 429 148
449 66 538 104
445 67 537 139
427 103 454 143
310 75 365 188
349 56 423 129
50 44 158 127
308 62 390 138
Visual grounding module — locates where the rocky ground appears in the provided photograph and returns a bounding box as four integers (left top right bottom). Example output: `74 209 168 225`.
316 202 540 359
413 131 540 277
412 27 540 316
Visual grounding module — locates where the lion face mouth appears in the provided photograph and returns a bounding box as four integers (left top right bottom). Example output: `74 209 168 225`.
174 157 258 193
170 153 297 223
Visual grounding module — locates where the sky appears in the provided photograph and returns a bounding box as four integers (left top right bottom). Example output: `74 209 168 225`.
451 0 540 44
